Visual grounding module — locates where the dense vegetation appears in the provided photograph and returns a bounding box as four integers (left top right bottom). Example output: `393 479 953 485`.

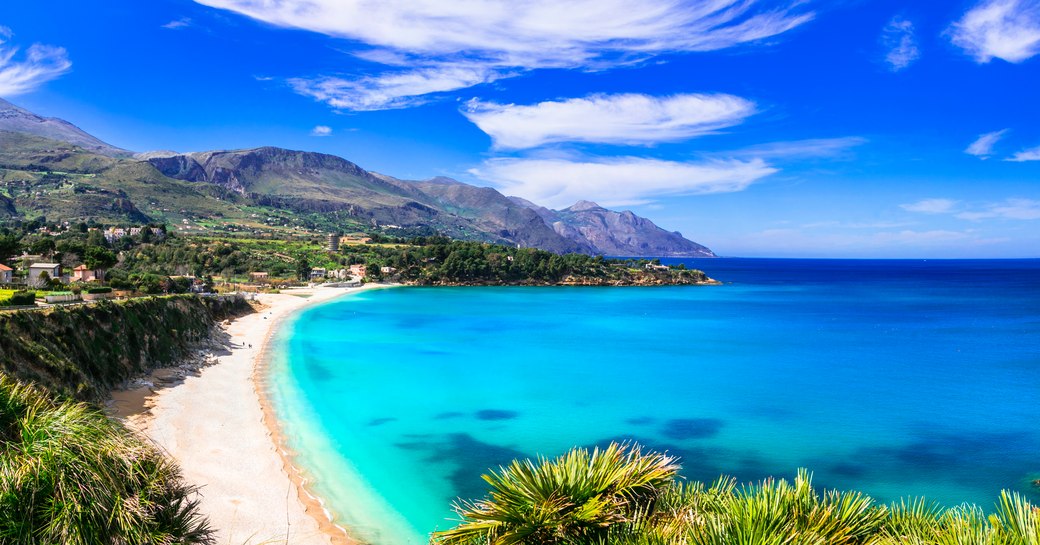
117 235 711 285
434 443 1040 545
0 375 212 544
0 295 251 401
2 223 712 290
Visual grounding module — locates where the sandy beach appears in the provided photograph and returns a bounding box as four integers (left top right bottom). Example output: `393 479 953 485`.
114 285 381 545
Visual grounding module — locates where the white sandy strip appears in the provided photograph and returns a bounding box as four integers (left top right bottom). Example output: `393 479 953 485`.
134 286 372 545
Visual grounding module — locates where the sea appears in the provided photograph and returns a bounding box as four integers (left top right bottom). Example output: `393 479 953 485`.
266 258 1040 545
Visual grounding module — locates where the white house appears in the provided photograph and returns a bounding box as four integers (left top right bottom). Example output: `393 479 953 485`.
0 264 12 284
28 263 61 287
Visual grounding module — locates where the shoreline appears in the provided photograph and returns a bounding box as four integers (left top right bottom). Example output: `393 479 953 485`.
115 284 390 545
254 283 401 545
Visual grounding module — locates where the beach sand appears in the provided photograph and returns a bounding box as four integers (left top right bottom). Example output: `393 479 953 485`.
116 285 378 545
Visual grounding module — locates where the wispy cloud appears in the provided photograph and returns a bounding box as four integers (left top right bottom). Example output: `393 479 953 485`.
1006 143 1040 161
948 0 1040 63
956 198 1040 220
882 17 920 71
0 27 71 96
310 125 332 136
902 196 1040 220
289 64 497 111
463 93 757 149
801 220 917 229
901 198 959 214
161 18 193 30
196 0 814 110
470 155 777 208
965 129 1009 158
751 228 1000 253
727 137 867 160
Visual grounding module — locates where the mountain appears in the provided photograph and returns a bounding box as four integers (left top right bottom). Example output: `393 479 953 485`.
510 198 716 257
0 98 129 157
144 148 588 253
0 99 715 256
395 176 595 254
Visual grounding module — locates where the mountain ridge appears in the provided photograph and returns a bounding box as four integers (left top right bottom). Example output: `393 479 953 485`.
0 98 130 158
0 98 716 257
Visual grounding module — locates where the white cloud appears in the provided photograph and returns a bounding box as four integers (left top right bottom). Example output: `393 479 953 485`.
470 155 777 208
948 0 1040 63
1007 143 1040 161
901 198 959 214
727 137 867 160
289 64 498 111
882 17 920 71
196 0 814 110
310 125 332 136
162 18 193 30
463 93 757 149
0 29 71 96
965 129 1009 158
956 198 1040 220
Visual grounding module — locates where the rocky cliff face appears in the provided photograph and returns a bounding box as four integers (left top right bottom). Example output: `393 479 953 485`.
407 177 595 254
0 295 252 402
510 198 716 257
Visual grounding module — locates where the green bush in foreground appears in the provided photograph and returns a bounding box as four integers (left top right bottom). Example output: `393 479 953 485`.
0 375 212 545
433 442 1040 545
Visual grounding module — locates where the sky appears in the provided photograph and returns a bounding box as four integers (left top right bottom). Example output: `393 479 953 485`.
1 0 1039 258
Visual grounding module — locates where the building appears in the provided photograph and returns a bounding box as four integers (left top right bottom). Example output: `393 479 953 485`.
327 268 350 280
103 227 128 243
380 266 396 275
348 264 367 277
327 233 341 252
0 264 12 284
104 226 165 243
28 263 61 287
249 271 270 282
70 264 97 282
310 267 327 280
645 263 669 271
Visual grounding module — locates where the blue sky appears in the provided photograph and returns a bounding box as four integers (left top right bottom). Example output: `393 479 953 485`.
2 0 1039 258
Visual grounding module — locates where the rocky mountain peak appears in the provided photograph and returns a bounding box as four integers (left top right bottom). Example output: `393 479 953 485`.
568 200 605 212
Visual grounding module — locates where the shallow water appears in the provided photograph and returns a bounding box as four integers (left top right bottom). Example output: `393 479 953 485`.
268 259 1040 545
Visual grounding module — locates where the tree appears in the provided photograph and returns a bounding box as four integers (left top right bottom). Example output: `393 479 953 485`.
367 263 383 281
0 233 20 261
295 256 311 281
84 246 117 282
27 237 55 255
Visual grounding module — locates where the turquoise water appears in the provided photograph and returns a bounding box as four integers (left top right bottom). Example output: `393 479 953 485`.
268 259 1040 545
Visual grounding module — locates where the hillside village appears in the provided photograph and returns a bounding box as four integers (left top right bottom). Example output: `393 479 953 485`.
0 219 709 307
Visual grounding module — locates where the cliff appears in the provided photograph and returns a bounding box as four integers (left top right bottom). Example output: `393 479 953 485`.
0 295 253 402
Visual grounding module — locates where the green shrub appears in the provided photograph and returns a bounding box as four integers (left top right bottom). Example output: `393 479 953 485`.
86 286 112 294
435 443 1040 545
0 375 213 544
0 291 36 306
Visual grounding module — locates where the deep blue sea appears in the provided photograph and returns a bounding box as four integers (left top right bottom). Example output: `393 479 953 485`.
268 259 1040 545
